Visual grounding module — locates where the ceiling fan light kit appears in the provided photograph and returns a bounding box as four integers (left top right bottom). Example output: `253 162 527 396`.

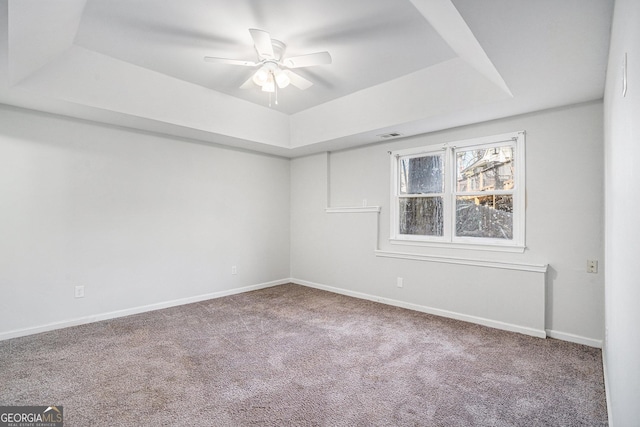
253 61 290 92
204 28 331 106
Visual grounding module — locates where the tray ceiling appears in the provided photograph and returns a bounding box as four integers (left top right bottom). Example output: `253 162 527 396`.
0 0 613 157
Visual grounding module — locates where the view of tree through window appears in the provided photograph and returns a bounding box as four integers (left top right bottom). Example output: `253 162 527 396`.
398 154 443 236
400 155 443 194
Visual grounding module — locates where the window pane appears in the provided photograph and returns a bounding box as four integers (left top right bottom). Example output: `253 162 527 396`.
456 195 513 239
400 154 443 195
456 146 514 192
399 197 443 236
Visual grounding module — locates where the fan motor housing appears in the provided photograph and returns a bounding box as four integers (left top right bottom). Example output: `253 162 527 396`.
270 39 287 61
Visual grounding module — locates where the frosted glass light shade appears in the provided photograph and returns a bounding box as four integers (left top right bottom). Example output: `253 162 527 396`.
275 71 290 89
252 67 269 86
261 73 275 92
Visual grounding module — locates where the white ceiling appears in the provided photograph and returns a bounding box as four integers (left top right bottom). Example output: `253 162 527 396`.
0 0 614 157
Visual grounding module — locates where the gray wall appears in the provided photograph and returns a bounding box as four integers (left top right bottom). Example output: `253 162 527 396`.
291 101 604 346
604 0 640 424
0 105 291 338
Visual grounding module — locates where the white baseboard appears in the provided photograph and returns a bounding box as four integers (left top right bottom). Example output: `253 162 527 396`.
0 279 289 341
292 278 547 339
4 279 602 351
545 329 603 348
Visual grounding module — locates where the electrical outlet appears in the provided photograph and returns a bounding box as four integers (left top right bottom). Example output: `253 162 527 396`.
231 266 237 275
396 277 403 288
362 199 368 207
74 285 85 298
587 260 598 274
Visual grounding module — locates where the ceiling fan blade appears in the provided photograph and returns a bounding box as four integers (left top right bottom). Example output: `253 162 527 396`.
204 56 258 66
284 51 332 68
286 70 313 90
249 28 275 59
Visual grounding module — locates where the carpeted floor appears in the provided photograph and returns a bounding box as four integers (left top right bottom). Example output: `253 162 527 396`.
0 283 607 426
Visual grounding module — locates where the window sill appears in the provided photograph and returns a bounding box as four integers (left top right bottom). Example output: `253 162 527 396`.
389 238 526 254
376 250 546 272
325 206 381 214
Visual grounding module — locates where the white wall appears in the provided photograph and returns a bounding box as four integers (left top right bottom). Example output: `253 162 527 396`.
603 0 640 424
291 101 604 345
0 105 290 338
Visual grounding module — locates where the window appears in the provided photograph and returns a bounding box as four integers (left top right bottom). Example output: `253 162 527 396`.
390 131 525 251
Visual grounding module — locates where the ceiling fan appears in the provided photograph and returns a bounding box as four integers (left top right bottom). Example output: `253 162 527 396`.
204 29 331 103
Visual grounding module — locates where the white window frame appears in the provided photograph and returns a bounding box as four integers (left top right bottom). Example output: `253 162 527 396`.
390 131 525 253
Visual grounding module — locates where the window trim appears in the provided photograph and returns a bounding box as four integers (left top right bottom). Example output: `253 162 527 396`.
390 131 526 252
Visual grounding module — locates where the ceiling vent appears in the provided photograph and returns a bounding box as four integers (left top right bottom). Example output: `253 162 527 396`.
378 132 403 139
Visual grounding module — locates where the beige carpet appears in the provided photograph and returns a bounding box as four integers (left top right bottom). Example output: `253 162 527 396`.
0 284 607 426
